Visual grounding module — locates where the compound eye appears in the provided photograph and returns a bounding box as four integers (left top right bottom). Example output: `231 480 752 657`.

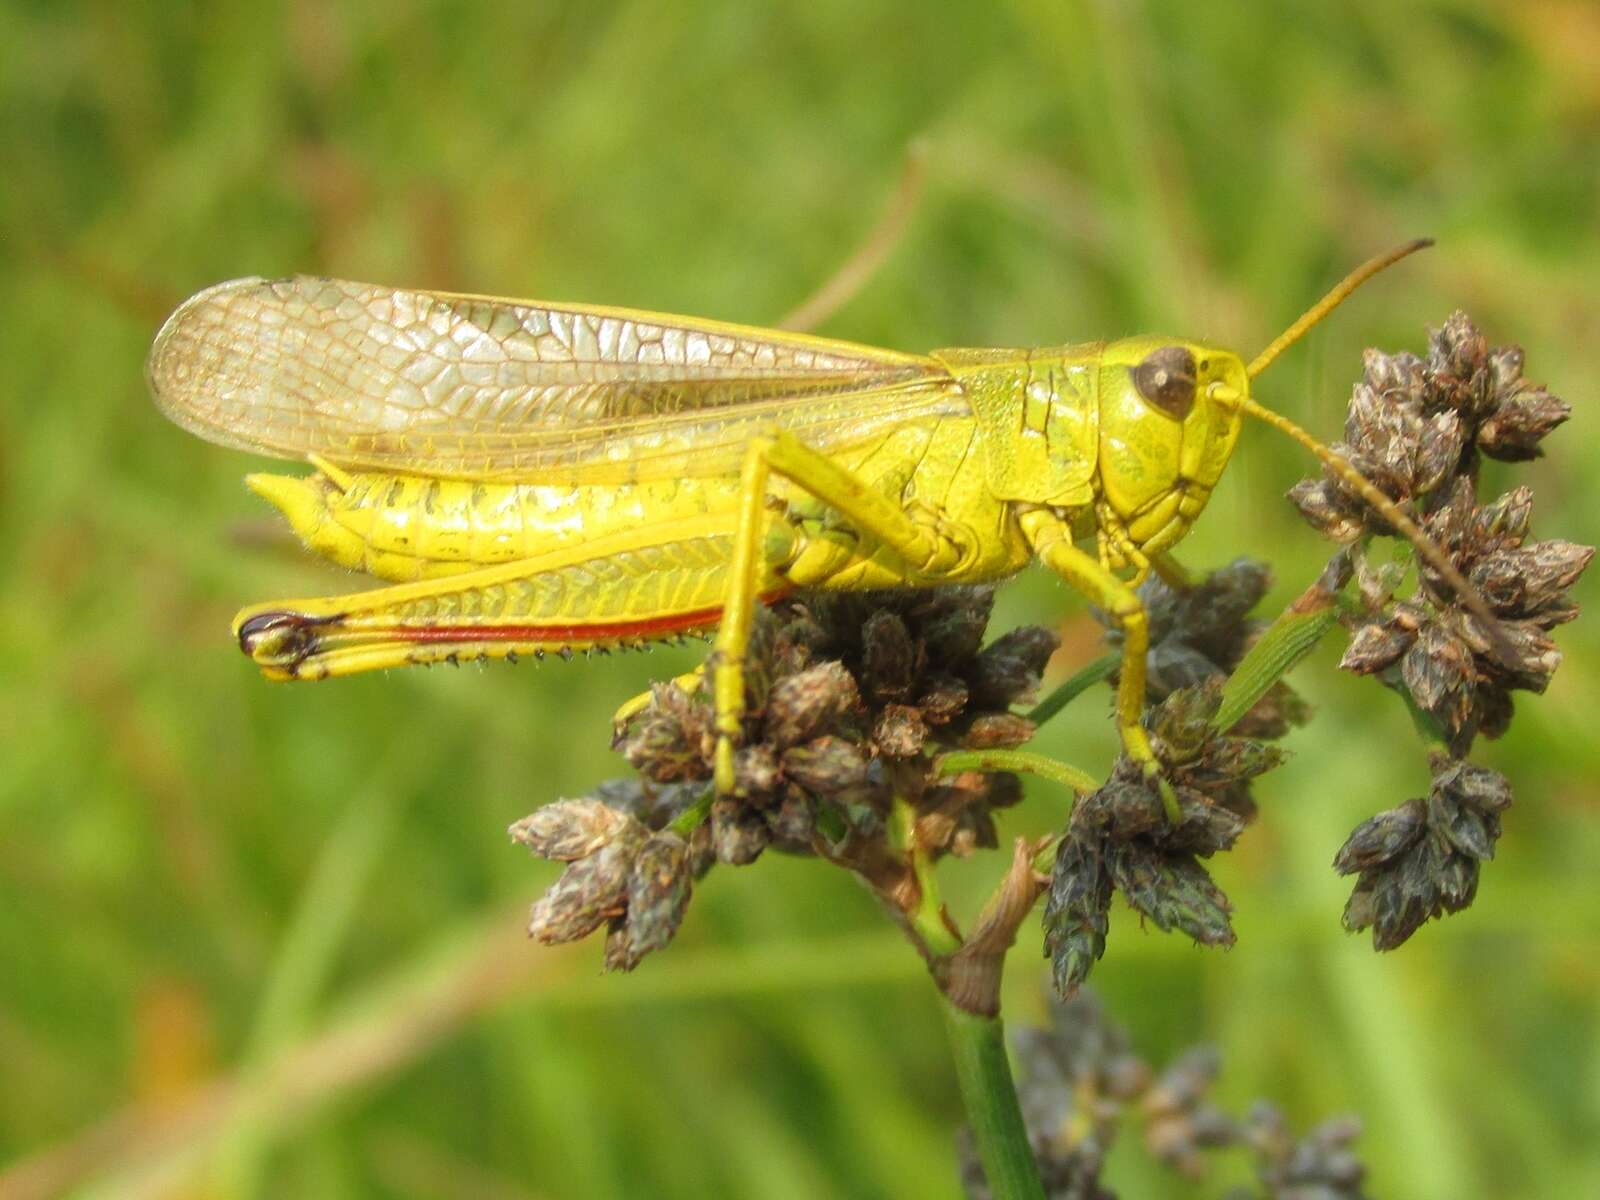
1131 345 1197 420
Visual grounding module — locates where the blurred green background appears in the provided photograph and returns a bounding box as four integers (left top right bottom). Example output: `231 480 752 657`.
2 2 1597 1197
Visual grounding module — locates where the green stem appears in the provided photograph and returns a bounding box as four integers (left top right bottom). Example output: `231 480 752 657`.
935 749 1098 795
942 1000 1046 1200
890 794 961 957
1027 653 1118 726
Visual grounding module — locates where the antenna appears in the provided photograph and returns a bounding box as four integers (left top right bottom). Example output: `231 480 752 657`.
1247 239 1433 380
1240 239 1518 667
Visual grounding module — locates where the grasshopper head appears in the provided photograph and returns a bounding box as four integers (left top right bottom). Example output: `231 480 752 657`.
1095 335 1247 554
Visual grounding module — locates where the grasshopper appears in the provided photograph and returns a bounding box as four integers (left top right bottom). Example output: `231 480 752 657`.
149 240 1497 797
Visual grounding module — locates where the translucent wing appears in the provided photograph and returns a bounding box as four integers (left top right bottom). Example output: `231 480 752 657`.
148 276 967 482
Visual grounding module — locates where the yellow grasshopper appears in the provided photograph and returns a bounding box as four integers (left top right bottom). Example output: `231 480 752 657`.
148 240 1491 796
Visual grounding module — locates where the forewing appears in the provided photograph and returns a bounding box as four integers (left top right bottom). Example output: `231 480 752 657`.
148 276 966 481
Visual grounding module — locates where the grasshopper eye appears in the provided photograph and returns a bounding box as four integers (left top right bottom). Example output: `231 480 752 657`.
1131 345 1197 420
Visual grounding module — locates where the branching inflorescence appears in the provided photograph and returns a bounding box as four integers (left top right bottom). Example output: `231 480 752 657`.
515 587 1058 978
509 314 1587 1197
1290 313 1588 949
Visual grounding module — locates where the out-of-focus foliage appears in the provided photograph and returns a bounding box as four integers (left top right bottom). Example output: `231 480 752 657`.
1 2 1596 1197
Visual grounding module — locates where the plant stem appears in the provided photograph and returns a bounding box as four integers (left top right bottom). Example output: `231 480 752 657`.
1027 653 1118 727
935 749 1098 795
890 793 961 957
942 999 1046 1200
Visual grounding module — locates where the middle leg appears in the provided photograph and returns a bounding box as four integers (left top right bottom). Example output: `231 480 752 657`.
712 430 966 793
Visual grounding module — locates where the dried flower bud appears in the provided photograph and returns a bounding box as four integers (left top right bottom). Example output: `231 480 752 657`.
860 610 917 702
781 735 871 795
509 798 633 861
763 660 858 749
916 587 994 664
1478 385 1570 461
1149 682 1217 760
767 793 816 851
1142 1047 1234 1176
527 827 645 945
873 703 928 758
1355 557 1406 611
1072 776 1167 840
1163 794 1250 857
604 831 692 971
1400 621 1475 740
1288 478 1366 543
1332 798 1426 874
1473 484 1534 546
1042 835 1113 996
966 625 1059 709
914 807 957 855
616 682 710 783
1339 620 1415 675
1245 1102 1368 1198
1428 785 1497 861
1471 540 1594 618
979 771 1024 811
589 777 704 830
1432 756 1512 815
1413 409 1468 494
915 673 970 725
732 743 781 799
1108 844 1235 948
959 712 1037 750
711 796 770 865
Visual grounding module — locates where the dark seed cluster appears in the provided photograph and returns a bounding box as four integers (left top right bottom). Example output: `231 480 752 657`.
1289 311 1570 537
509 800 692 972
615 589 1055 859
1291 313 1588 753
1111 558 1310 738
512 588 1058 970
1286 313 1589 948
1334 754 1512 950
1043 682 1287 996
1226 1104 1370 1200
961 992 1369 1200
1339 475 1590 753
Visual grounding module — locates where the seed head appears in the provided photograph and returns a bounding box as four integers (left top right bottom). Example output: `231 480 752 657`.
523 819 647 945
605 831 693 972
1243 1102 1369 1199
1142 1047 1237 1177
1044 683 1284 994
1288 315 1590 758
1335 754 1512 950
508 798 634 862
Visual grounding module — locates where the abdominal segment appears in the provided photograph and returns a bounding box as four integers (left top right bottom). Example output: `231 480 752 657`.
244 467 751 582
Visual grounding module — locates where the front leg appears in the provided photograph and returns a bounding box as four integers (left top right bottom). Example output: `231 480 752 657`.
712 430 961 794
1019 510 1178 820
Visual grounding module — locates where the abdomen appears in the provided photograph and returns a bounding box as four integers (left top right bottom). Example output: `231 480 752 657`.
247 468 750 582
